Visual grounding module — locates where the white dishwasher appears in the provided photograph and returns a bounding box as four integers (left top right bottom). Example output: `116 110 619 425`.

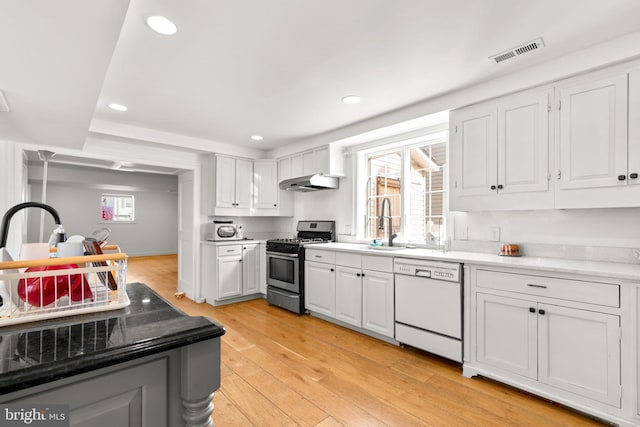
394 258 462 362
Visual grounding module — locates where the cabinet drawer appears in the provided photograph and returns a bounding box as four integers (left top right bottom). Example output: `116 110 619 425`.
335 252 361 268
306 249 335 264
362 255 393 273
476 269 619 307
217 245 242 257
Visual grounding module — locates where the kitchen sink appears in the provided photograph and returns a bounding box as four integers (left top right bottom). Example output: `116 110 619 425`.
367 245 413 251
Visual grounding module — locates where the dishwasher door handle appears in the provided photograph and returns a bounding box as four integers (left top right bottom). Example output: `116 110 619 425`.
415 269 432 278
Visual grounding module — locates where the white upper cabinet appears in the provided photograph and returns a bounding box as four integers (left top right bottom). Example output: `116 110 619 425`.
628 68 640 186
557 73 628 191
209 155 252 215
497 89 550 194
554 68 640 208
253 160 279 210
302 151 315 176
450 87 552 211
234 159 253 208
214 155 237 208
278 157 292 182
451 60 640 211
450 102 497 199
207 155 292 217
278 145 345 182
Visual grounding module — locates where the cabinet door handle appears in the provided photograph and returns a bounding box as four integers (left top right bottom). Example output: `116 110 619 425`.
490 185 496 190
618 175 626 181
239 259 242 263
630 173 638 179
538 309 546 315
361 273 365 277
315 255 323 258
527 283 547 289
529 307 536 313
330 268 334 272
274 204 277 207
356 273 361 277
497 184 503 189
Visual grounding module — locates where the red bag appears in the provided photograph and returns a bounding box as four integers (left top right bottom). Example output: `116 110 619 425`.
18 264 93 307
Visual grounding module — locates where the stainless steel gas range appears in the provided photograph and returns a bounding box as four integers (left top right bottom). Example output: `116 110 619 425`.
265 220 335 314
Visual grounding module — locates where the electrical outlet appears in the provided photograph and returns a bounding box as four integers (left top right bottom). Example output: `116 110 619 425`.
460 226 468 240
490 226 500 242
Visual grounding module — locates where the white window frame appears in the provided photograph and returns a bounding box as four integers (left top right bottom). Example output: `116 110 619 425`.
100 193 135 223
355 128 449 244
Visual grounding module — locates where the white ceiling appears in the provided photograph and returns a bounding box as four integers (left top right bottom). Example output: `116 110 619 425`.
3 0 640 154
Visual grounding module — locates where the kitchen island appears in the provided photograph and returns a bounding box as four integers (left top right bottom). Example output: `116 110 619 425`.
0 282 225 427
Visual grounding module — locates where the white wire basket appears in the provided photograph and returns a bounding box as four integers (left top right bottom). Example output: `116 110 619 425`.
0 247 129 327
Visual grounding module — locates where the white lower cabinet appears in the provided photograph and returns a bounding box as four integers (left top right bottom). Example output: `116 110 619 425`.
242 243 260 295
362 270 394 338
258 242 267 294
477 293 621 407
477 293 537 379
467 265 626 425
217 252 242 299
201 242 262 305
305 260 335 317
305 251 394 339
635 284 640 420
335 266 362 327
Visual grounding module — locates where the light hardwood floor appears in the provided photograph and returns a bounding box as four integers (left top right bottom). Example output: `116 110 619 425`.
127 255 606 426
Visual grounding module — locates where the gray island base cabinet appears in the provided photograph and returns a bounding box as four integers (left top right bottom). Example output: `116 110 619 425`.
0 283 225 427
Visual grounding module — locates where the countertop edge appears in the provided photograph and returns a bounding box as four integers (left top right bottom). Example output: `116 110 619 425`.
0 322 225 395
305 243 640 282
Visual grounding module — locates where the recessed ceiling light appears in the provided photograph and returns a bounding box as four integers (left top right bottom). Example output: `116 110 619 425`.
342 95 362 105
251 135 264 141
146 15 177 35
108 103 128 112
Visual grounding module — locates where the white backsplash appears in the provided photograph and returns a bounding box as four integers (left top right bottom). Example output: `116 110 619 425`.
452 208 640 264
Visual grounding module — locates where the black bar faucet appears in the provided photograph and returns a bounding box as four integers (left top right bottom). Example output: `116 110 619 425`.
378 197 398 247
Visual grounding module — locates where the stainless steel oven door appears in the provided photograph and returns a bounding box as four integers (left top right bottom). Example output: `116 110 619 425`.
266 251 299 293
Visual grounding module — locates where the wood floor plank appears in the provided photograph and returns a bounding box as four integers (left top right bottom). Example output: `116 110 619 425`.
222 341 329 427
212 390 254 426
221 369 299 426
127 255 608 427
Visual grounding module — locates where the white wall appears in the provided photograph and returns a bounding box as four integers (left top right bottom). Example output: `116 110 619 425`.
27 163 179 256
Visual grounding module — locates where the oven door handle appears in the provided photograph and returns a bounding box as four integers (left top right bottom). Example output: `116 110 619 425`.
266 251 299 259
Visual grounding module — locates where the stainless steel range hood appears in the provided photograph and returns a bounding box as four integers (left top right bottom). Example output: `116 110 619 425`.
279 174 339 192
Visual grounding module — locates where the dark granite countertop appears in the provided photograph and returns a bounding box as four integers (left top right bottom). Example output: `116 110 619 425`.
0 282 225 395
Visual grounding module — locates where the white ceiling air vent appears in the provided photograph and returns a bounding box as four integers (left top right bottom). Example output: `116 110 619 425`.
0 89 10 112
489 38 545 64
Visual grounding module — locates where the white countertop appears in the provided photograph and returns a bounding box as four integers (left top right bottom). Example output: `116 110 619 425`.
201 239 265 245
305 242 640 282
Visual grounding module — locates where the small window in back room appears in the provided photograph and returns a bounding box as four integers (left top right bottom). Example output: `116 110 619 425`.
101 194 135 222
